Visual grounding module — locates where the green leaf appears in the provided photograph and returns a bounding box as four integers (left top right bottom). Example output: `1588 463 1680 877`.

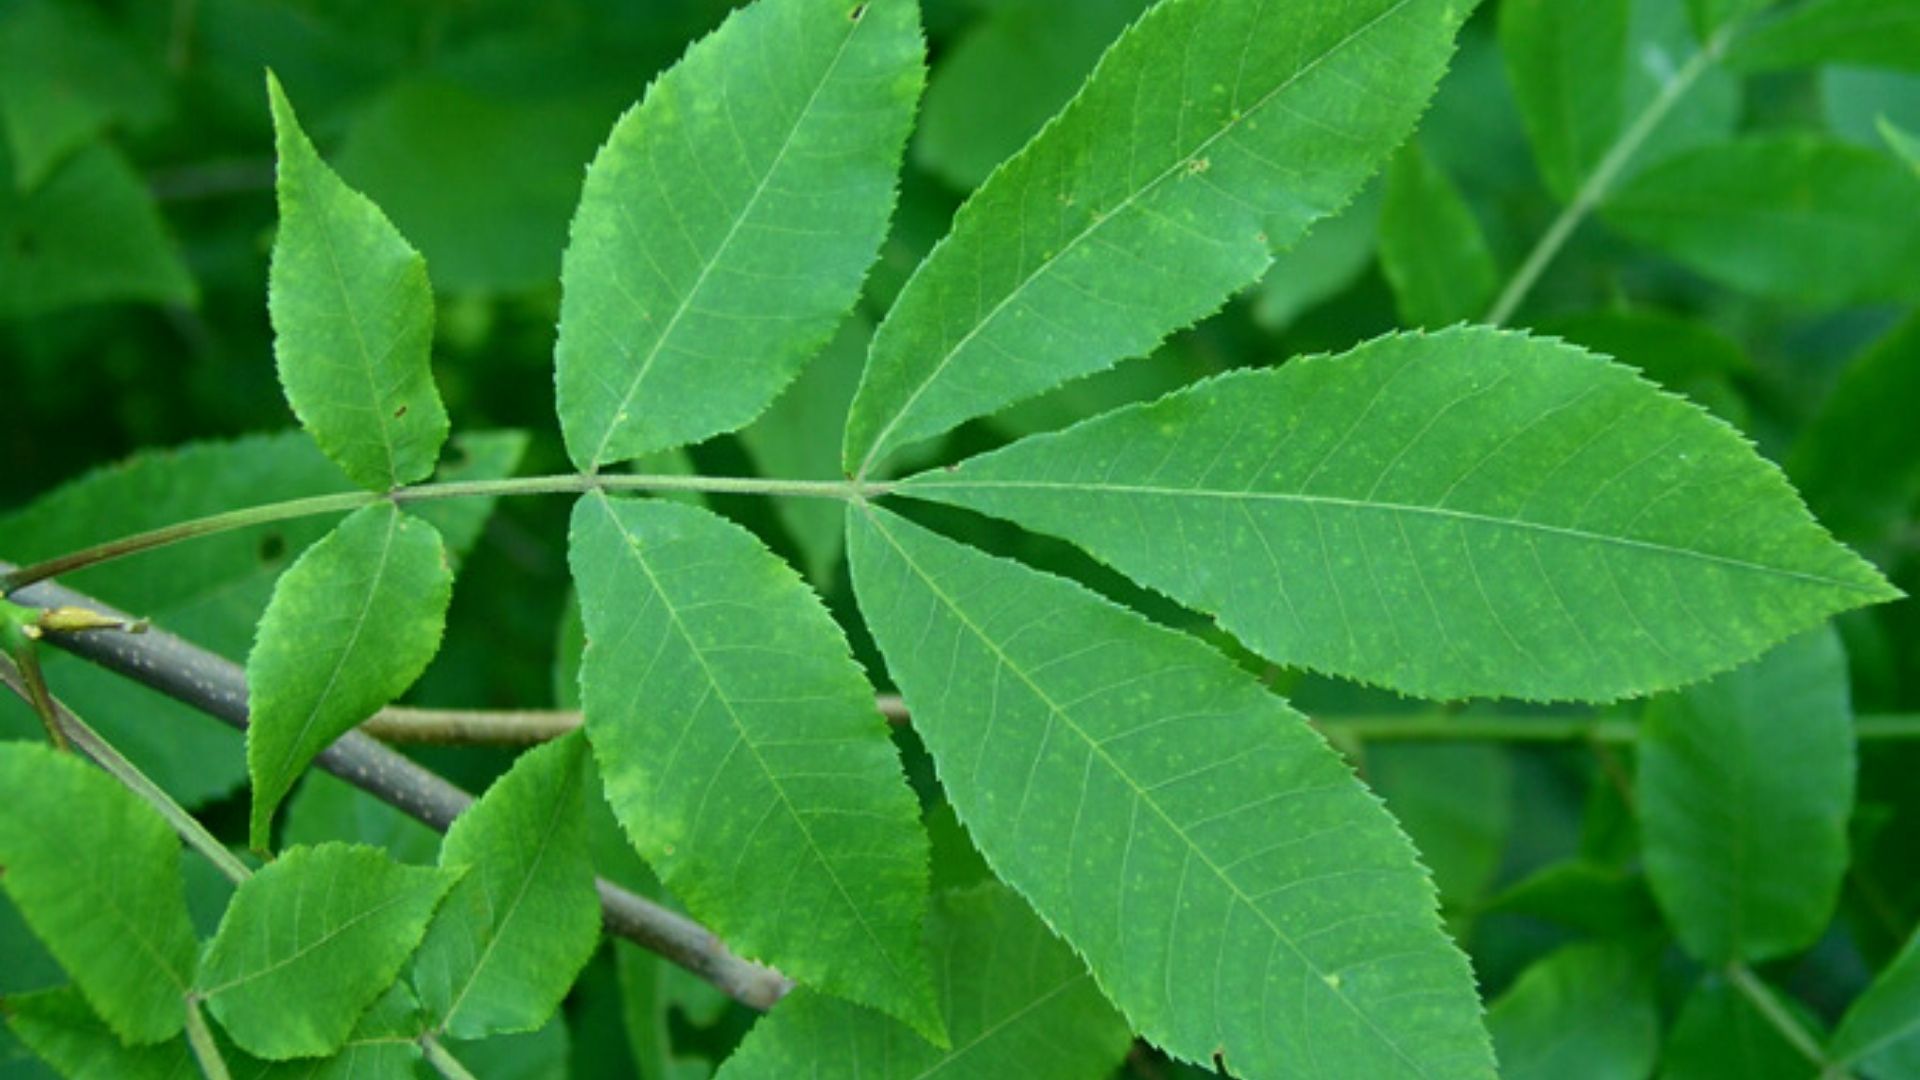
1637 628 1854 964
1499 0 1629 202
0 141 194 318
4 988 196 1080
847 505 1491 1077
568 494 938 1039
1603 134 1920 307
414 733 600 1039
1729 0 1920 73
1832 921 1920 1076
913 0 1149 191
554 0 924 471
0 0 165 192
267 71 449 491
0 431 519 809
717 884 1132 1079
1662 978 1808 1080
902 326 1897 703
232 984 426 1080
0 745 197 1045
1485 941 1658 1080
197 843 457 1060
842 0 1472 476
1376 142 1497 326
246 502 454 848
1790 314 1920 543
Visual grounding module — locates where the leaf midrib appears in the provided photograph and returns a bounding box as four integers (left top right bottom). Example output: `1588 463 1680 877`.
903 477 1883 594
585 6 873 470
861 507 1440 1076
856 0 1421 476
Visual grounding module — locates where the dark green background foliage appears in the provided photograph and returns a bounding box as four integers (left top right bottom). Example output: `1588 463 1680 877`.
2 0 1919 1076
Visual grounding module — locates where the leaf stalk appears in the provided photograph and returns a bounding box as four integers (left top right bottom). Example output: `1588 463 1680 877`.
2 472 890 593
354 704 1920 746
184 998 234 1080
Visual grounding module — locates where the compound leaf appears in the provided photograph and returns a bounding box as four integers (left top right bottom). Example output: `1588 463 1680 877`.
268 72 448 491
555 0 923 471
1486 941 1658 1080
246 502 453 848
0 744 197 1045
569 494 938 1040
847 505 1492 1078
1832 922 1920 1076
414 733 600 1040
1376 141 1497 326
3 987 196 1080
1637 628 1855 964
842 0 1472 476
1603 134 1920 307
902 326 1896 703
1728 0 1920 73
197 843 457 1060
717 884 1132 1079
